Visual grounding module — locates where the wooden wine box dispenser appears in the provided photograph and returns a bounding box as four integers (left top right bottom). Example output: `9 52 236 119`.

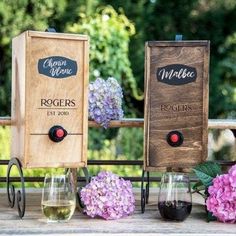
11 30 89 168
144 40 210 172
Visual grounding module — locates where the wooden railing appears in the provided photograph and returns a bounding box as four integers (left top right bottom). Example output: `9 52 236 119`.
0 117 235 182
1 117 236 129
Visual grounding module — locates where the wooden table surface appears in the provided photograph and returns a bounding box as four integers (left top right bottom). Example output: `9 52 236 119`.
0 188 235 235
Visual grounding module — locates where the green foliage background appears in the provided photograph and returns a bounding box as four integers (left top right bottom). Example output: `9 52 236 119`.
0 0 236 186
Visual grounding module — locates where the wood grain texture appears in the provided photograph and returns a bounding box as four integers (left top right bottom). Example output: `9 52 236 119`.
0 117 11 125
202 41 210 166
88 118 144 127
144 41 210 171
11 32 26 166
0 189 235 235
28 30 88 40
147 40 209 47
81 40 89 164
144 43 151 168
11 31 89 168
2 117 236 129
208 119 236 129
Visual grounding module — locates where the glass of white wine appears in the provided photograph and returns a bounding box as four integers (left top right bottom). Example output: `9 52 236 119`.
41 174 76 222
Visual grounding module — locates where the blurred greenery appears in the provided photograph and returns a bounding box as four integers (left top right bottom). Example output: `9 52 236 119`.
67 6 142 102
0 0 236 186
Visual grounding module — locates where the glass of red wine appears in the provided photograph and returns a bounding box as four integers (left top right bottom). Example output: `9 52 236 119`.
158 172 192 221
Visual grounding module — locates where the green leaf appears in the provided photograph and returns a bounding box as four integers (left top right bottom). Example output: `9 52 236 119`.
207 211 217 222
192 180 203 190
194 170 213 187
193 162 222 187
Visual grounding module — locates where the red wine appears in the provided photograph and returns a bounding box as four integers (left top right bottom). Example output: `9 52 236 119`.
158 200 192 221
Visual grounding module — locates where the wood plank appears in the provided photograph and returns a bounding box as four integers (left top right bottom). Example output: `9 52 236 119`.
10 31 89 168
202 42 210 167
144 43 151 168
208 119 236 129
0 189 234 235
11 32 26 166
88 118 144 127
81 40 89 164
28 30 89 40
148 41 209 47
1 117 236 129
0 117 11 125
144 41 210 171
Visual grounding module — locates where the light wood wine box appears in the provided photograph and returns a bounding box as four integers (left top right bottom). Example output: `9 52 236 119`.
11 30 89 168
144 41 210 172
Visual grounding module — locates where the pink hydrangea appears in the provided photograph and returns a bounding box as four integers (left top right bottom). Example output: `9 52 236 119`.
80 171 135 220
206 164 236 223
229 164 236 188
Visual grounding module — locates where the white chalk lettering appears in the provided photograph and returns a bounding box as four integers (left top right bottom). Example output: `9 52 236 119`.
42 58 74 77
158 68 196 80
50 67 73 77
43 58 67 68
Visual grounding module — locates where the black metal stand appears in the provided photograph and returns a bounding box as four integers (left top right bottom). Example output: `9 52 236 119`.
6 160 90 218
141 169 150 213
6 158 26 218
77 167 90 210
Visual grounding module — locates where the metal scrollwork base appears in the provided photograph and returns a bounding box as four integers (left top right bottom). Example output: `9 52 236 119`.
141 169 150 213
77 167 90 210
6 158 25 218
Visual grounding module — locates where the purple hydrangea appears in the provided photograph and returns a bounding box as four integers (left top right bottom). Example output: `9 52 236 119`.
80 171 135 220
206 164 236 223
88 77 124 128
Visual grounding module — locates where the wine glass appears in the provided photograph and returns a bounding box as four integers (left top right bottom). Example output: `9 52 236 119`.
158 172 192 221
41 174 76 222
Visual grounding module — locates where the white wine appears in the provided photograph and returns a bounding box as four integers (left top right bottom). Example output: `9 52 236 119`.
42 200 75 222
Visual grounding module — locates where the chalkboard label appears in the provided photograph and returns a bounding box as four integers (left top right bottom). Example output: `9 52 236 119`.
156 64 197 85
38 56 77 78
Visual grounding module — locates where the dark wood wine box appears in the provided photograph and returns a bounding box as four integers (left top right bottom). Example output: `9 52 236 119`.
11 31 89 168
144 41 210 172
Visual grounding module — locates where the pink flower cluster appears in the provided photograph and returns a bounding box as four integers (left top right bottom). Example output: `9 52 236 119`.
206 164 236 223
80 171 135 220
